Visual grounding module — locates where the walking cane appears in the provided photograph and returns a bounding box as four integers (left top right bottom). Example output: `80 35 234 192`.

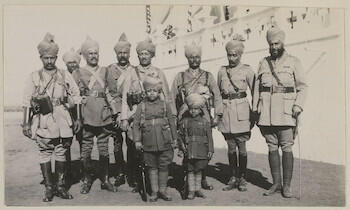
294 116 302 200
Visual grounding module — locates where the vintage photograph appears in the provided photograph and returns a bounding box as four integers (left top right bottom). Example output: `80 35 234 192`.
2 1 347 207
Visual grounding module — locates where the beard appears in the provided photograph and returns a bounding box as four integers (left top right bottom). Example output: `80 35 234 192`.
269 47 285 59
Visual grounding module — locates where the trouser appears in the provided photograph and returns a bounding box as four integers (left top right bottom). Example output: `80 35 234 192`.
81 124 113 159
36 135 68 163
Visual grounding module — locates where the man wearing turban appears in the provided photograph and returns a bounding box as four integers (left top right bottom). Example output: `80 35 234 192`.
22 33 80 202
171 42 223 191
252 25 308 198
63 48 81 74
217 34 255 192
120 37 175 133
106 33 138 191
72 36 119 194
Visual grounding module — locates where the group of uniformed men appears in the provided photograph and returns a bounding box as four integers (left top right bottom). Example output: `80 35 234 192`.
22 24 307 202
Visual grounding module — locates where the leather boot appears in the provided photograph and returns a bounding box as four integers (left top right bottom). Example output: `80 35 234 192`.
282 151 294 198
40 162 54 202
127 141 137 190
80 157 93 194
201 168 213 190
114 151 126 187
100 156 117 192
148 169 159 202
264 151 282 196
187 172 195 200
223 152 238 191
55 161 73 199
238 154 248 192
158 170 172 201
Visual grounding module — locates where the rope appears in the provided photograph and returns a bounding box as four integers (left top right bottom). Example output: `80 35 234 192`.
146 5 151 34
187 6 192 32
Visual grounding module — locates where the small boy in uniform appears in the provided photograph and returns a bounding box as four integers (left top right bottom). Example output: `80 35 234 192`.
133 76 177 202
178 93 214 200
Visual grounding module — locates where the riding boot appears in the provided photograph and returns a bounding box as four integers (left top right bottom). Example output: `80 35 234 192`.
114 151 126 187
80 157 93 194
263 150 282 196
282 151 294 198
223 152 238 191
100 156 118 192
55 161 73 199
238 154 248 192
40 162 54 202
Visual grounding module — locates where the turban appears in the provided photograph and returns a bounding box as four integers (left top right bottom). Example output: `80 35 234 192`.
225 33 245 54
114 33 131 53
184 42 202 58
80 36 99 56
143 76 162 91
266 25 286 43
136 37 155 56
37 33 59 56
62 48 81 64
186 93 206 109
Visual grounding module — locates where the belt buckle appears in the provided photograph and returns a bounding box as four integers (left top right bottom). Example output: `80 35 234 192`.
92 90 98 97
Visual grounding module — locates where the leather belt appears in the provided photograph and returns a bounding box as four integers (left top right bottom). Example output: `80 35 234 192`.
222 92 247 100
83 90 106 98
259 86 295 93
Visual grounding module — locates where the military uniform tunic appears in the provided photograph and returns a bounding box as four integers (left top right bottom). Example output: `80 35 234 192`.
22 68 80 162
252 52 308 126
252 52 308 152
217 64 255 134
133 98 177 169
171 68 223 122
72 65 120 158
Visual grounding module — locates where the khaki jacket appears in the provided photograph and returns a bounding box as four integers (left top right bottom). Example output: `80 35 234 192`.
252 52 308 126
217 63 255 133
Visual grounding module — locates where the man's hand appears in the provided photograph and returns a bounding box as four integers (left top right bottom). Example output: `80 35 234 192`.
292 105 303 118
112 113 121 128
73 120 82 134
208 152 213 160
120 120 129 131
135 142 143 151
211 114 222 128
22 124 32 139
171 139 178 150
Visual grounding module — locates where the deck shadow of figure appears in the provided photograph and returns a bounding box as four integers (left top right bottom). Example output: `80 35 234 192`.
207 162 272 190
167 161 272 197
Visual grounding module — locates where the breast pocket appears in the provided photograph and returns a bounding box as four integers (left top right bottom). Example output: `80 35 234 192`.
260 71 272 87
277 67 295 86
236 99 250 121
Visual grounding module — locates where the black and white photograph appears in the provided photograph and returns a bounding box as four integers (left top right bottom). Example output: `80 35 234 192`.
2 0 348 208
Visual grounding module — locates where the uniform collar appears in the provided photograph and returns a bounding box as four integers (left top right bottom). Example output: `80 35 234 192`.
138 64 152 72
186 67 202 76
227 62 242 71
84 64 99 72
117 63 130 71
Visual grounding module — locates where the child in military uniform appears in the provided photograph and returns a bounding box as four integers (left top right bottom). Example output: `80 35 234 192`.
178 93 214 200
133 76 177 202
